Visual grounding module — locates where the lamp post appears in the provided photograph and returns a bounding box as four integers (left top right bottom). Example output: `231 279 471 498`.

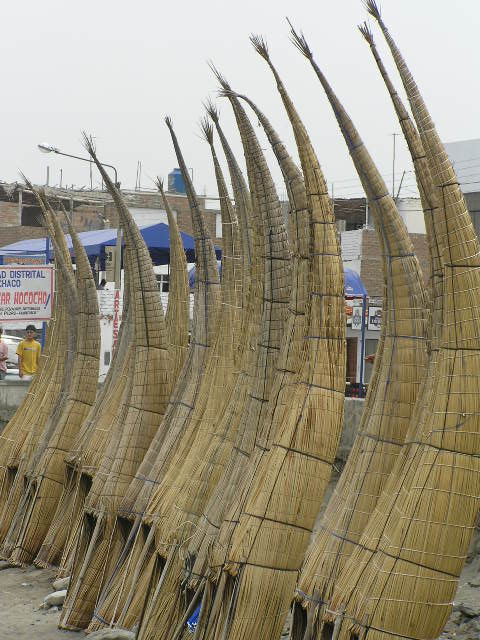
37 142 122 289
37 143 119 187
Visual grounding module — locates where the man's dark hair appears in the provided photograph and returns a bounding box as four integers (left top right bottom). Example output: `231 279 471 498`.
26 324 37 332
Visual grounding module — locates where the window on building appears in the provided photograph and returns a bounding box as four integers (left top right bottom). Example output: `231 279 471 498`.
156 274 169 293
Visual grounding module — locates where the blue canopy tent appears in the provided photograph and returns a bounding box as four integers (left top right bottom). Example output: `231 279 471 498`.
0 223 221 268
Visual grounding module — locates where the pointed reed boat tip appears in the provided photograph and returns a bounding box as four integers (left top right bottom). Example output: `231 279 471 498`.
208 60 231 91
364 0 382 23
203 98 220 123
358 21 374 44
81 131 96 159
288 22 313 60
249 34 270 61
164 115 173 130
199 116 214 145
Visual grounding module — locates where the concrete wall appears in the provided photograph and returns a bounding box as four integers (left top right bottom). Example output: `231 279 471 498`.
0 379 30 428
338 398 364 461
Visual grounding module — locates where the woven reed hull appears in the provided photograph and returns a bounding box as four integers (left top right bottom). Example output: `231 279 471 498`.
297 292 427 603
0 362 66 542
61 132 219 631
118 341 214 519
116 276 223 523
162 184 190 387
35 357 130 568
220 307 345 639
0 282 62 480
120 342 242 628
183 89 291 587
0 217 62 478
208 92 311 569
0 271 74 547
61 294 169 625
325 338 439 628
192 41 343 640
0 313 57 491
331 348 480 640
100 281 256 631
87 519 156 631
35 465 92 569
3 209 101 565
60 513 126 631
35 313 133 571
5 348 99 565
136 129 244 558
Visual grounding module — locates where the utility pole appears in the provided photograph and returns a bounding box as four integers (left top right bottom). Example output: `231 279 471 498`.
392 133 399 197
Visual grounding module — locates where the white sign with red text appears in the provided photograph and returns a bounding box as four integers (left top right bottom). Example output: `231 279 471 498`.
0 266 54 322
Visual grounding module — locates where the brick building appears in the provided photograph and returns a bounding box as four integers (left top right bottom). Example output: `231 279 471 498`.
0 181 222 249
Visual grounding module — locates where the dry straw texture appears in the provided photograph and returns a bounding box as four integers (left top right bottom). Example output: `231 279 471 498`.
136 68 292 640
0 221 63 541
180 71 289 597
183 72 290 599
319 4 480 639
84 119 222 632
59 135 171 630
189 38 345 640
139 81 306 640
157 178 190 386
287 23 429 638
35 275 133 571
0 189 79 554
89 120 243 633
2 196 101 567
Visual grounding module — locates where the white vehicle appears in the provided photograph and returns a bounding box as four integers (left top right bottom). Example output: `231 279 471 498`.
2 334 22 370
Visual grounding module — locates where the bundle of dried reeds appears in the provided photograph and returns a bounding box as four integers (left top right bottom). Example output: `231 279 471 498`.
0 216 62 508
34 269 133 571
0 189 79 552
188 38 345 640
320 5 480 639
286 23 430 638
178 76 289 593
0 240 61 536
134 95 305 640
205 102 253 318
90 119 244 630
183 89 312 640
88 119 243 634
136 70 292 640
0 193 101 567
59 135 172 630
64 122 222 632
99 120 222 542
157 178 190 385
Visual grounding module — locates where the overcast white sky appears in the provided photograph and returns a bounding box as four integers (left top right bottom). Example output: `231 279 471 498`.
1 0 479 201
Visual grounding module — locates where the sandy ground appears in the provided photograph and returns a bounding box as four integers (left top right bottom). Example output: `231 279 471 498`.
0 564 85 640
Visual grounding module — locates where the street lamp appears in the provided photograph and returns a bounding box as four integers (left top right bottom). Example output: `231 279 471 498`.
37 141 122 288
37 142 119 187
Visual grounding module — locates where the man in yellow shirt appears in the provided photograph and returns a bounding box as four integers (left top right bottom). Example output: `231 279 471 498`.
17 325 41 379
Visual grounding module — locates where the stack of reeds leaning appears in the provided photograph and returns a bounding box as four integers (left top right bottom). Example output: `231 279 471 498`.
0 4 478 640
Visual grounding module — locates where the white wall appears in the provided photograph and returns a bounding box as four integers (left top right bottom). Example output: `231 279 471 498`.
129 207 168 226
396 198 425 234
341 228 362 276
